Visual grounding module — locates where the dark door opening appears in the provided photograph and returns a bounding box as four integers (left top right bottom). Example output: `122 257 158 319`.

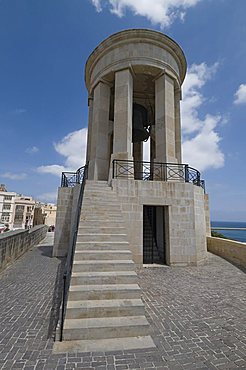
143 205 165 264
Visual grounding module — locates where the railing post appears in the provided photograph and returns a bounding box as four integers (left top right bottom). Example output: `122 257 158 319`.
163 163 167 181
197 171 201 187
112 159 115 179
60 273 66 341
185 165 189 183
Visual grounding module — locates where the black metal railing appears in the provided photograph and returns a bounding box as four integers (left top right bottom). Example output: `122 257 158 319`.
59 164 88 341
61 166 86 187
112 160 205 189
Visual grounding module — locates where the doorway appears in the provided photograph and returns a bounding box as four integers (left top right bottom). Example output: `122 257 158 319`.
143 205 166 264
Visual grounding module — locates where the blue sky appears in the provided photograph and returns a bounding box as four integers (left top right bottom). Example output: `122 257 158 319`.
0 0 246 221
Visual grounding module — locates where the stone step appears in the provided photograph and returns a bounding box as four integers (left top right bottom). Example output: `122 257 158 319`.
83 195 117 201
68 284 141 301
82 201 119 206
78 226 126 234
78 220 125 228
53 335 155 353
72 260 134 272
75 241 130 250
83 189 115 195
80 211 122 223
71 271 138 285
85 181 109 186
66 299 145 319
77 233 128 243
84 185 113 190
81 209 122 215
74 250 132 261
63 315 149 340
82 202 120 208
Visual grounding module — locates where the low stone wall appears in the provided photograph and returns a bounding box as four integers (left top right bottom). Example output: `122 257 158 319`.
0 225 48 272
53 185 81 257
207 236 246 267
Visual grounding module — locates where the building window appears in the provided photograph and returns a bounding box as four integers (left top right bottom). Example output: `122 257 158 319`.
3 204 11 210
4 195 13 201
14 214 23 221
1 212 10 222
15 205 25 211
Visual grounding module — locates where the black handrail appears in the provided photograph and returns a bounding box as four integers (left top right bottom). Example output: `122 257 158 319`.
112 160 205 190
59 164 88 341
61 166 86 187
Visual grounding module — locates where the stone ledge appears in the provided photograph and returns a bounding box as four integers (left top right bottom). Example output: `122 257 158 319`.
0 225 48 272
207 236 246 268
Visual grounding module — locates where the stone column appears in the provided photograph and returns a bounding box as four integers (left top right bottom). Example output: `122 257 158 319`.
112 68 133 160
174 88 182 163
133 141 143 179
86 96 93 164
88 81 111 180
110 68 133 180
155 73 177 164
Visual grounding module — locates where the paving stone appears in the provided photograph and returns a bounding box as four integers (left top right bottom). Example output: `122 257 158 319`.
0 237 245 370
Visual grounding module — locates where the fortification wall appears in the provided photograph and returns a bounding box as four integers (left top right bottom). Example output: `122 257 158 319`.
0 225 48 272
207 236 246 268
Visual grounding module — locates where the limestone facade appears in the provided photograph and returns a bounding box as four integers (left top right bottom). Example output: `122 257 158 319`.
54 29 210 266
112 179 208 265
85 29 186 178
82 29 209 266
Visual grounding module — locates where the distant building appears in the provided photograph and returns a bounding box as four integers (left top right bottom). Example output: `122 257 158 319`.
0 184 57 230
33 204 46 226
13 196 35 229
42 204 57 227
0 186 16 230
33 203 57 227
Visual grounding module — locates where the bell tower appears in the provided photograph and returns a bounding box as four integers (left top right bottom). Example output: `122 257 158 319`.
82 29 209 266
85 29 185 181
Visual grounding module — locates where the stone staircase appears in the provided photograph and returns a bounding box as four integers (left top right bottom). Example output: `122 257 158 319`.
56 181 155 352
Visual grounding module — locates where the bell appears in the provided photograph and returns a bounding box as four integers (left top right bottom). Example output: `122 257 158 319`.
132 103 150 143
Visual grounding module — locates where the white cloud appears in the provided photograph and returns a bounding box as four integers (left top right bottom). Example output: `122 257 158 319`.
91 0 102 12
54 129 87 169
90 0 201 28
2 172 27 180
181 62 225 172
181 62 219 134
25 146 39 154
37 128 87 177
37 192 57 203
37 165 66 177
182 115 224 171
234 83 246 105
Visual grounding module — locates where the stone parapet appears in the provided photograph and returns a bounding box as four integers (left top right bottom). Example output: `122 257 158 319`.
53 185 81 257
0 225 47 272
207 236 246 268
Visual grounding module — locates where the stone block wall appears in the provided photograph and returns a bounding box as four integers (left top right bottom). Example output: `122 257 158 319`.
204 194 211 236
53 185 81 257
207 236 246 268
112 179 207 266
0 225 47 272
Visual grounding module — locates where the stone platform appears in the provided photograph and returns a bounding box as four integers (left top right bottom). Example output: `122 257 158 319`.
0 234 245 369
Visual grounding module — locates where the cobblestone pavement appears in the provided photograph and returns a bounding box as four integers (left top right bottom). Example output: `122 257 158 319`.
0 234 246 370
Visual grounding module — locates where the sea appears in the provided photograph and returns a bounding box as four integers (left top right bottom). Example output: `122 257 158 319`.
211 221 246 243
